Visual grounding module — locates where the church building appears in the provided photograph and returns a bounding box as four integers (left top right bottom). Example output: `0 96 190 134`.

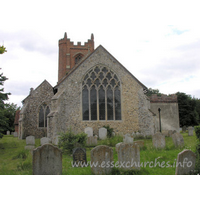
18 33 179 141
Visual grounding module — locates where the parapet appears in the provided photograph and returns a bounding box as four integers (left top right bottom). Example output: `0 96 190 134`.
150 94 178 103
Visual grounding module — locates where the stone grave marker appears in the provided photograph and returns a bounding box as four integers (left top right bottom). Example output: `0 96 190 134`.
133 140 144 148
182 126 187 132
175 150 196 175
172 132 184 147
25 136 35 150
152 133 165 149
84 127 93 137
40 137 51 146
115 142 123 152
188 126 193 136
117 143 140 170
33 144 62 175
162 130 169 137
90 145 113 175
86 135 97 146
13 132 18 137
6 131 10 135
123 134 134 144
72 148 87 167
99 127 107 140
52 135 60 145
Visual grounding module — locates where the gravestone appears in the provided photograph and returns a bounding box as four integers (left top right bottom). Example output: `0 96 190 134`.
152 133 165 149
182 126 187 132
117 143 140 170
162 130 169 137
72 148 87 167
40 137 51 146
172 133 184 147
86 136 97 146
84 127 93 137
25 136 35 150
6 131 10 135
115 142 123 152
133 140 144 148
188 126 193 136
52 135 59 145
123 134 134 144
90 145 113 175
112 132 115 137
13 132 18 137
175 150 196 175
99 127 107 140
33 144 62 175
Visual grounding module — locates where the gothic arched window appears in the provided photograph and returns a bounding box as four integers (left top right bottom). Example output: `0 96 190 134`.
75 54 83 65
39 103 50 127
82 65 121 121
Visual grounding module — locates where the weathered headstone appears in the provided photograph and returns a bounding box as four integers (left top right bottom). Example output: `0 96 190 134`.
6 131 10 135
90 145 113 175
133 140 144 148
52 135 59 145
115 142 123 152
182 126 187 132
25 136 35 150
162 130 169 137
117 143 140 170
152 133 165 149
112 132 115 137
84 127 93 137
99 127 107 140
86 135 97 146
33 144 62 175
40 137 51 145
188 126 193 136
123 134 134 144
72 148 87 167
172 132 184 147
13 132 18 137
175 150 196 175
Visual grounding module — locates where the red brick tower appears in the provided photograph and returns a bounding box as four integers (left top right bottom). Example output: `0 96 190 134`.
58 32 94 83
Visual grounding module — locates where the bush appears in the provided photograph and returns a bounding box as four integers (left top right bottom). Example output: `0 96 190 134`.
194 126 200 140
58 129 87 154
0 133 4 139
103 125 114 138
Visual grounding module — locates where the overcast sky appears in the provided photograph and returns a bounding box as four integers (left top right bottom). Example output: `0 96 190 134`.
1 0 200 107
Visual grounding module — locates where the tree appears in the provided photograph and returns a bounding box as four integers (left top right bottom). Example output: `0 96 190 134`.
0 45 7 54
146 88 162 96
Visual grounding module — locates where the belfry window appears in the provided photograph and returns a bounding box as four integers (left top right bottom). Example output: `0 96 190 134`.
75 54 83 65
39 103 50 127
82 65 121 121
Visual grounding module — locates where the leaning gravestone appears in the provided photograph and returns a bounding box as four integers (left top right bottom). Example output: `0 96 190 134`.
99 127 107 140
33 144 62 175
84 127 93 137
40 137 51 146
188 126 193 136
172 133 184 147
86 136 97 146
152 133 165 149
72 148 87 167
117 143 140 170
123 134 134 144
6 131 10 135
90 145 113 175
175 150 196 175
25 136 35 150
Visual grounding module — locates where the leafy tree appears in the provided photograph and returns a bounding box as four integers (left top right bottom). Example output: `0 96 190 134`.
0 45 7 54
146 88 162 96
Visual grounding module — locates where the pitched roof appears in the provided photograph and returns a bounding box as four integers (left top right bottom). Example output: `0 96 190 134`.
54 45 147 89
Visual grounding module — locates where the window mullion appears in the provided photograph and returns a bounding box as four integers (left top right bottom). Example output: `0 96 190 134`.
105 87 107 121
97 87 99 121
113 89 115 120
89 87 91 121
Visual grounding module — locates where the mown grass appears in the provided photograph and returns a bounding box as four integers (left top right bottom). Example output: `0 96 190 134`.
0 132 198 175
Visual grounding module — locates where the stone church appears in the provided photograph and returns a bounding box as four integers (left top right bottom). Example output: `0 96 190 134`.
18 33 180 141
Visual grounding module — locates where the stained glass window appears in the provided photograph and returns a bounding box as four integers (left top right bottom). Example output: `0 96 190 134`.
82 65 121 121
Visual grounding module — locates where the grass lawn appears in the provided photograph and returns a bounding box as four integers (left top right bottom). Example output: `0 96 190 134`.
0 132 198 175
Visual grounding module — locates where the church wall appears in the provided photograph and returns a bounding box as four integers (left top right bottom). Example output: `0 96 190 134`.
49 46 154 138
19 81 54 139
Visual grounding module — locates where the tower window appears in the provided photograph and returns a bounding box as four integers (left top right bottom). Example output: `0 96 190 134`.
75 54 83 65
82 65 121 121
39 103 50 128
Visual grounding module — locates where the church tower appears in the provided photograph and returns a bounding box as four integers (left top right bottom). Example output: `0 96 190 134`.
58 32 94 83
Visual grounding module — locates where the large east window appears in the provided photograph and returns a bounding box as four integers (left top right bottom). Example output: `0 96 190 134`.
39 103 50 127
82 65 121 121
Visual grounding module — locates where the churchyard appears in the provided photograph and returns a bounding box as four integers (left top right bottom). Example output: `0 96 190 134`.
0 130 198 175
